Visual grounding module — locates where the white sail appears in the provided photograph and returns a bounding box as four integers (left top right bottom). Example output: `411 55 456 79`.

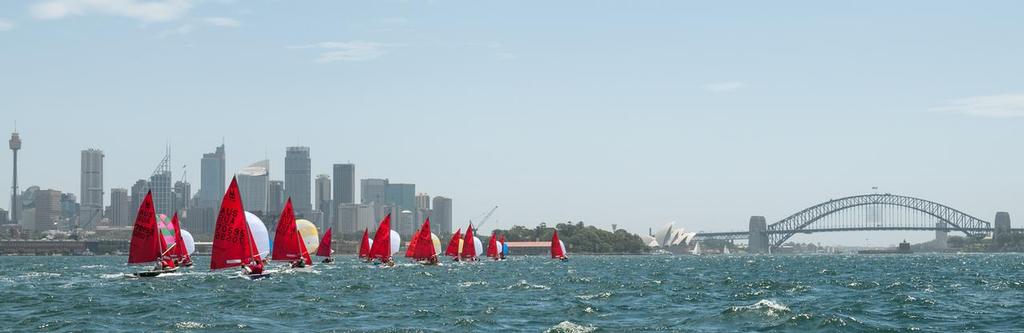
692 242 702 255
723 245 731 255
244 211 270 257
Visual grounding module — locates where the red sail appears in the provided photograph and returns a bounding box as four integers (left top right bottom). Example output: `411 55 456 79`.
169 212 190 262
405 229 420 258
411 219 436 260
358 228 371 258
445 228 462 257
128 192 161 265
271 199 305 262
298 230 313 265
461 224 477 259
211 177 256 270
316 227 333 257
486 232 499 258
368 214 392 260
551 230 566 259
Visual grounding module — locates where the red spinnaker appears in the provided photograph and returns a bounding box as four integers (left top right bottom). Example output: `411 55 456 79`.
550 230 566 259
445 228 462 257
461 224 477 259
411 219 436 260
358 228 371 258
271 199 306 262
128 192 161 265
316 227 333 257
486 232 499 259
210 177 256 270
368 214 392 260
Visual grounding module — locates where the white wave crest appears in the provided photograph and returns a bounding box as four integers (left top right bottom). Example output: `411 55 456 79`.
545 321 596 333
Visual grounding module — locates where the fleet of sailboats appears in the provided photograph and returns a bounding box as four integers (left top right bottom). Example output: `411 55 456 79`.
125 177 579 279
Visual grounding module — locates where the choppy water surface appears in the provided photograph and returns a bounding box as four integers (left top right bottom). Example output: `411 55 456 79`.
3 254 1024 332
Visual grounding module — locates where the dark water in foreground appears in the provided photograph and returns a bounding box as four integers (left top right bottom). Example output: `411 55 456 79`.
2 254 1024 332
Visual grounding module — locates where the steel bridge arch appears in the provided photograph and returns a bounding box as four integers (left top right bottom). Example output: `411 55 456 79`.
768 194 991 248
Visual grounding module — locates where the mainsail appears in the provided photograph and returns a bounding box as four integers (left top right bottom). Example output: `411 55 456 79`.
316 227 333 257
445 228 462 258
271 199 311 265
368 214 393 260
410 219 436 260
210 177 258 270
128 191 163 265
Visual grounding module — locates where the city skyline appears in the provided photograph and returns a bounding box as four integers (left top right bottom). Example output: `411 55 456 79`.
1 1 1023 245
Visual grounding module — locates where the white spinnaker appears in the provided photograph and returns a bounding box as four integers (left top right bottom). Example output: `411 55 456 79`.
559 240 567 256
495 241 503 255
473 236 483 256
181 229 196 255
245 211 271 257
430 233 441 255
390 230 402 255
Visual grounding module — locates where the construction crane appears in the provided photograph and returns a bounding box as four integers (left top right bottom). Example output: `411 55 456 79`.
470 206 499 230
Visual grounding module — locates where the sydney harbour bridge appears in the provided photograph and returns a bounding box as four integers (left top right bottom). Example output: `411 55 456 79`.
694 193 1015 253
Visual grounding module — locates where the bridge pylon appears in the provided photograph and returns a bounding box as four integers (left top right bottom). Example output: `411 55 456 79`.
748 216 769 253
994 212 1011 238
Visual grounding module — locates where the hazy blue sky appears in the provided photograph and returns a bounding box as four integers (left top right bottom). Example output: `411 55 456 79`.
1 1 1022 245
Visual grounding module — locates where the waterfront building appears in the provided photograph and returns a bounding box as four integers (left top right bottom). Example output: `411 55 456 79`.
34 189 61 231
416 193 430 210
285 147 312 217
129 179 149 222
360 178 388 205
80 149 103 229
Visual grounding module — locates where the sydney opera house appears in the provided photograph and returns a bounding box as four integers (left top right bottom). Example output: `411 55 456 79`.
640 222 698 254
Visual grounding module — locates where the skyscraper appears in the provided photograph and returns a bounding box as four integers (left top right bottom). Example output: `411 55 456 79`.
315 174 331 228
80 149 104 229
285 147 312 217
129 179 149 222
267 180 285 214
194 144 225 235
149 150 172 217
385 183 416 213
110 188 130 227
172 180 191 217
432 196 453 236
237 160 270 213
415 193 431 210
332 164 355 205
360 178 388 205
198 144 226 209
9 131 20 226
34 189 61 231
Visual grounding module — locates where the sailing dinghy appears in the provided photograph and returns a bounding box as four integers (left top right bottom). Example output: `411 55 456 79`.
128 191 178 277
461 224 479 261
551 230 568 261
410 218 440 265
445 228 463 261
168 212 193 267
317 227 334 263
271 199 313 269
211 177 268 279
368 213 401 266
500 234 509 259
358 228 373 261
486 232 500 261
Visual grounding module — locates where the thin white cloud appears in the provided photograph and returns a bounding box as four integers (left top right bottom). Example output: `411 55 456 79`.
30 0 192 23
932 94 1024 118
0 19 14 31
203 16 239 28
288 41 390 63
702 81 745 93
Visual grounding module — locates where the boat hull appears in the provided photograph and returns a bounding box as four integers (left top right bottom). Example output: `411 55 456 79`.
133 267 178 277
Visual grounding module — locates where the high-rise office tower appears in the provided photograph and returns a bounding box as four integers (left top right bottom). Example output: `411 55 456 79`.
80 149 103 229
285 147 311 217
332 164 355 205
129 179 149 222
34 189 61 231
267 180 285 214
198 144 226 209
110 188 130 227
237 160 269 213
149 149 173 217
172 180 191 216
415 193 431 210
360 179 388 205
315 174 331 228
385 183 416 213
9 131 21 226
431 196 452 236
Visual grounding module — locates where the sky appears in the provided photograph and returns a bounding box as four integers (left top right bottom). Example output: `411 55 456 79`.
1 0 1023 246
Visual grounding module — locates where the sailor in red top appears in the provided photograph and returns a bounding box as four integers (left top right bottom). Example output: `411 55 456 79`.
245 259 264 275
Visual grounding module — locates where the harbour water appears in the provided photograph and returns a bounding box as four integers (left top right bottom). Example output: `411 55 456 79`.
2 254 1024 332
